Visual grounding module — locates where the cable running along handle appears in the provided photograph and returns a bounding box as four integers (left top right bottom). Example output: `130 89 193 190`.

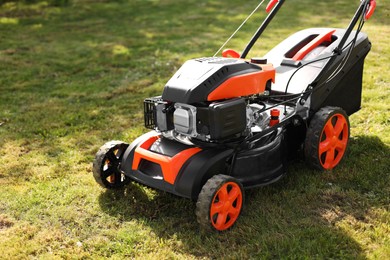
241 0 285 58
219 0 375 59
299 0 377 104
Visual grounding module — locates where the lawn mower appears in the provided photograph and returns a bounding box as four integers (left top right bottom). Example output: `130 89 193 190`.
93 0 376 231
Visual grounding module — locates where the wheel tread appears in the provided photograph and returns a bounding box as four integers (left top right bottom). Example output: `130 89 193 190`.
92 140 130 189
196 174 244 231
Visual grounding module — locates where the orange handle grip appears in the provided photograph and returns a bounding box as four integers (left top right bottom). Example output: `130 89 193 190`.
365 0 376 20
266 0 279 13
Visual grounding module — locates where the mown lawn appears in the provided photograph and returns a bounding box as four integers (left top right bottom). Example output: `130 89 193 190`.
0 0 389 259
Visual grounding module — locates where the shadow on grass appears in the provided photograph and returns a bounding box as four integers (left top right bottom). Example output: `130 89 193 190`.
97 136 388 258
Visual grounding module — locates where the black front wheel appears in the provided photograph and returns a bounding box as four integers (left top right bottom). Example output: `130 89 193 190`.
92 141 130 189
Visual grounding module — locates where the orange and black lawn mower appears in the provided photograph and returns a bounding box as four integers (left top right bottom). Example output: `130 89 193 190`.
93 0 376 231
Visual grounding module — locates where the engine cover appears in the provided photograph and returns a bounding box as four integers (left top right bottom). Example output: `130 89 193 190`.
162 57 275 103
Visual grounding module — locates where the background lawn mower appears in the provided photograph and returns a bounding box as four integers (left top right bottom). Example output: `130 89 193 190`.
93 0 376 231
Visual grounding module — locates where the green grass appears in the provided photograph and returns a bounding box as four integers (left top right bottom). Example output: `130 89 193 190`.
0 0 389 258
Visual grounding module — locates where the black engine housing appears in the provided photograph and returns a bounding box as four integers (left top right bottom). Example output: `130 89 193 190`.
196 98 247 140
162 57 261 104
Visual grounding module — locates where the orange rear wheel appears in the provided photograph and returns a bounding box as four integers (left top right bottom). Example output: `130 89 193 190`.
319 114 349 169
196 175 244 231
305 107 350 170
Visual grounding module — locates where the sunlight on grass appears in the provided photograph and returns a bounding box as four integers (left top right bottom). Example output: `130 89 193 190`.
0 17 18 24
112 44 131 56
31 23 43 29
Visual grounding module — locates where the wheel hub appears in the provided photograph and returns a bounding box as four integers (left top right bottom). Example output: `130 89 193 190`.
331 136 337 146
223 201 231 211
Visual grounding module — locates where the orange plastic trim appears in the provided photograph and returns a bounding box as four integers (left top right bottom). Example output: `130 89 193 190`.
210 181 243 231
222 49 240 58
207 64 275 101
292 30 336 61
132 136 202 184
266 0 278 13
365 0 376 20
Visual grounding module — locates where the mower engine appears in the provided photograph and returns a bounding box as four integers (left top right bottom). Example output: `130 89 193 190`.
144 57 276 143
